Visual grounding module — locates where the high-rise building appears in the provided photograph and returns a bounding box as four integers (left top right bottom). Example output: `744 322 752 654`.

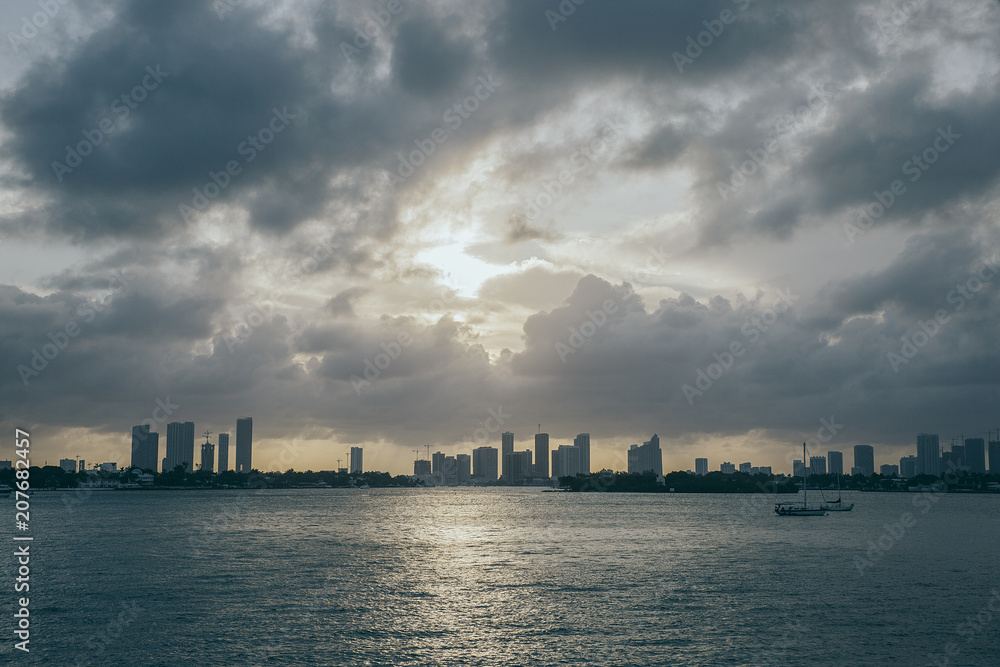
432 451 445 474
350 447 363 474
965 438 986 474
535 433 550 479
235 417 253 473
792 459 805 477
59 458 76 473
456 454 471 484
201 442 215 473
739 462 752 474
917 433 940 476
695 458 709 476
990 440 1000 474
130 425 159 472
720 461 736 475
165 422 196 473
758 466 772 475
809 456 826 476
899 455 918 478
574 433 591 475
552 445 582 479
414 459 431 476
218 433 229 472
828 451 844 476
442 455 458 484
501 432 514 479
78 459 86 473
853 444 874 477
472 447 498 482
949 442 966 469
503 451 527 484
627 435 662 476
880 464 899 477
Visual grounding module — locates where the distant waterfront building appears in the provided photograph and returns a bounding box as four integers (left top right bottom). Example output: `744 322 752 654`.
99 462 117 472
792 460 804 477
917 433 940 476
413 459 431 476
350 447 363 474
235 417 253 473
432 451 446 474
628 435 663 476
990 440 1000 474
165 421 196 473
574 433 591 475
850 466 865 475
948 442 966 470
809 456 826 476
456 453 471 484
78 459 86 473
501 432 514 479
59 458 76 473
899 455 918 478
739 462 752 474
504 450 532 484
130 425 159 472
201 442 215 473
535 433 550 479
828 451 844 476
880 464 899 477
217 433 229 472
552 445 582 479
853 445 875 477
720 461 736 475
472 447 498 482
695 458 709 476
964 438 986 473
758 466 772 475
0 461 11 470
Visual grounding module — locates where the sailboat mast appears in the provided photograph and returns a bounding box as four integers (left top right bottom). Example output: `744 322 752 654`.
802 442 807 506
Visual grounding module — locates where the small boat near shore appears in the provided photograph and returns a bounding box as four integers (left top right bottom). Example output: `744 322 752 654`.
775 443 827 517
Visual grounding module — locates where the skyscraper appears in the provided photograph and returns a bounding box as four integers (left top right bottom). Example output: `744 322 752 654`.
472 446 498 481
809 456 826 476
853 444 874 477
456 453 471 484
990 440 1000 474
501 432 514 479
964 438 986 473
414 459 431 476
899 455 918 478
552 445 582 479
574 433 591 475
218 433 229 472
695 458 708 476
917 433 940 476
535 433 550 479
235 417 253 473
828 450 844 476
200 442 215 473
130 425 159 472
350 446 363 474
432 451 445 474
165 422 196 473
627 435 662 476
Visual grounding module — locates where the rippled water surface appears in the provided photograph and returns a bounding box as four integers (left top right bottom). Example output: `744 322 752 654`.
2 488 998 665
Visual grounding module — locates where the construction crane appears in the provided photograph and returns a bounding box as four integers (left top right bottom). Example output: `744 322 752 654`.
425 444 430 460
412 449 420 461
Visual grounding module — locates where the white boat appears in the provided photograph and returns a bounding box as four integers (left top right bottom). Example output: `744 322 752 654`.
775 443 827 516
821 473 854 511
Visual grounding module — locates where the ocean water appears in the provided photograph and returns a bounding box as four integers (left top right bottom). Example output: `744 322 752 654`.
2 488 998 666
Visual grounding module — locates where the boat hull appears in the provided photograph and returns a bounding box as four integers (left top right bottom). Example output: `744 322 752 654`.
774 504 827 516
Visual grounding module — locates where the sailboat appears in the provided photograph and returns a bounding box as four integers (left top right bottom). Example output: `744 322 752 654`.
821 472 854 511
775 443 827 516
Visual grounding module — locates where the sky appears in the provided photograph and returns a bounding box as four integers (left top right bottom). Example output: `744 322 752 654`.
2 0 1000 476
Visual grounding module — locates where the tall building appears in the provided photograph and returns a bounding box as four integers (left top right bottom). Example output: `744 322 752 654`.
414 459 431 476
628 435 662 476
695 458 709 476
200 442 215 473
165 421 196 473
809 456 826 476
792 459 805 477
472 447 498 482
552 445 582 479
917 433 940 476
217 433 229 472
432 451 446 474
130 425 159 472
350 447 363 474
949 442 966 469
828 450 844 476
456 454 471 484
990 440 1000 474
853 444 874 477
235 417 253 473
720 461 736 475
59 458 76 473
899 455 918 478
739 462 752 474
574 433 591 475
534 433 550 479
501 432 514 479
965 438 986 474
